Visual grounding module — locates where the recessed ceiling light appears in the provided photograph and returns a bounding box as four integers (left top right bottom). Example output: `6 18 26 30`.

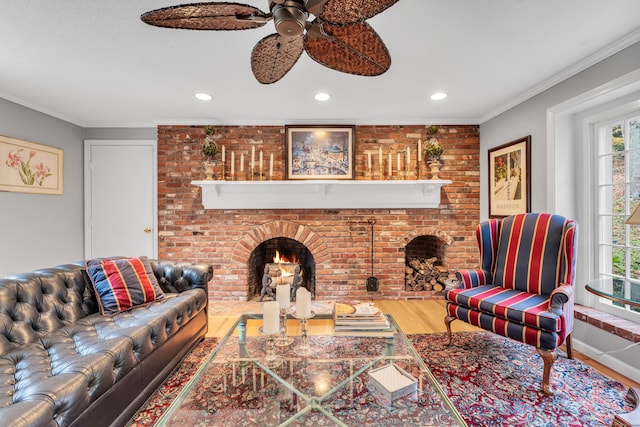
195 92 213 101
314 92 331 101
430 92 448 101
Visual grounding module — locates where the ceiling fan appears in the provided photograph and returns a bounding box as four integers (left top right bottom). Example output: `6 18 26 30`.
141 0 400 84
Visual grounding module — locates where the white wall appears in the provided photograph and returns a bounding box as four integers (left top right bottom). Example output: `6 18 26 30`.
0 99 157 277
480 41 640 382
0 98 84 276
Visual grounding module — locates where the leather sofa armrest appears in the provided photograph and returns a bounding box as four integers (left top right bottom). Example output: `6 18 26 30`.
455 269 492 289
151 260 212 295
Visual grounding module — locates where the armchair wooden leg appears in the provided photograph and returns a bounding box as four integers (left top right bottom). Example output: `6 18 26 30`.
444 315 455 345
565 334 573 359
537 348 558 396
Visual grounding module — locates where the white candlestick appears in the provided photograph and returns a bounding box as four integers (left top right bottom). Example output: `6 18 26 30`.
397 152 401 172
379 147 383 166
388 153 392 176
251 146 255 170
231 151 235 176
417 139 421 163
263 301 280 335
367 152 372 169
240 153 244 172
276 284 290 309
406 147 410 166
296 287 311 318
270 152 274 177
222 145 225 162
260 150 263 170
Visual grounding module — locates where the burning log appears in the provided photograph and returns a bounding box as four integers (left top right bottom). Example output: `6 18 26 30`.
405 257 448 292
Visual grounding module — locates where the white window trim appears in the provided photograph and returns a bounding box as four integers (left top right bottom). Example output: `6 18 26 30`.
547 68 640 310
587 110 640 321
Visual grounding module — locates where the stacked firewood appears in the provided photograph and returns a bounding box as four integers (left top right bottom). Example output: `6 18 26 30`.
405 257 448 292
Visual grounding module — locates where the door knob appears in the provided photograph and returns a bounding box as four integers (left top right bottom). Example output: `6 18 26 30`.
143 227 152 233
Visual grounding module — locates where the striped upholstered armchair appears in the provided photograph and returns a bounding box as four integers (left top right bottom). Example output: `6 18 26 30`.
445 213 578 395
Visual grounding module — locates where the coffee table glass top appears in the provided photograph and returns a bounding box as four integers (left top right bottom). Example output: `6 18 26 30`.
155 313 466 426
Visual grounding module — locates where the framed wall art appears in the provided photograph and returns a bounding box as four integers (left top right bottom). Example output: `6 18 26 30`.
0 135 64 195
285 125 355 180
488 135 530 218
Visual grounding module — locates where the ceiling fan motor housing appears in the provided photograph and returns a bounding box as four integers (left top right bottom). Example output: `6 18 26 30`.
271 0 308 37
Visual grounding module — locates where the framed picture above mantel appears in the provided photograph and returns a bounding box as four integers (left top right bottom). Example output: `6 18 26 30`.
488 135 530 218
285 125 355 180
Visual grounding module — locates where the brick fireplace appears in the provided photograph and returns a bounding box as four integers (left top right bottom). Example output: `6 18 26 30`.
157 124 480 301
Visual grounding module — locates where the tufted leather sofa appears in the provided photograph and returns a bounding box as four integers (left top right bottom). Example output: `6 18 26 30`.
0 259 212 427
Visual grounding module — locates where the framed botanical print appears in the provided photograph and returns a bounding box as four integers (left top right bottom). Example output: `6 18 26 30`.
0 135 64 195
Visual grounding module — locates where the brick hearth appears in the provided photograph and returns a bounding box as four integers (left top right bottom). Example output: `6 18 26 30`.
157 124 480 301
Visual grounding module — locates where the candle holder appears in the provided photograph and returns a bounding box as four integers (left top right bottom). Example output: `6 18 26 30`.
293 310 315 356
275 308 293 347
379 165 384 180
259 326 282 368
260 166 264 181
221 160 226 180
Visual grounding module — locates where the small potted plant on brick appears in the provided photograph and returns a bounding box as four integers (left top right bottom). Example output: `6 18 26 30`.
424 125 443 179
202 126 218 180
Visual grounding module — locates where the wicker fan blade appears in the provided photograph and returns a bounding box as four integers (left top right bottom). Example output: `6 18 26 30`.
305 22 390 76
317 0 400 26
141 2 268 30
251 34 304 84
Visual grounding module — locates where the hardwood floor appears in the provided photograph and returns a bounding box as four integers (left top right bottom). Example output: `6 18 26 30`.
207 299 640 390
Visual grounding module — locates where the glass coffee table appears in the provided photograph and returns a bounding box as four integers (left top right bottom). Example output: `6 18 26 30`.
154 313 466 426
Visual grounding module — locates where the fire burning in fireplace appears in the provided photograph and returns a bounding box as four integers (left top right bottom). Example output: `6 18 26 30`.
247 238 316 300
269 250 302 285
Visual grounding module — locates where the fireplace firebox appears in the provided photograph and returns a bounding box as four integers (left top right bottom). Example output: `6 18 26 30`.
247 237 315 300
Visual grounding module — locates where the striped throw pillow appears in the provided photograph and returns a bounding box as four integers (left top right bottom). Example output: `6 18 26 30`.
86 256 165 314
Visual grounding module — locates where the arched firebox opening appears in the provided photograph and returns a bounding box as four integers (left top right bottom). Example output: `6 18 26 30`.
404 235 449 292
247 237 316 301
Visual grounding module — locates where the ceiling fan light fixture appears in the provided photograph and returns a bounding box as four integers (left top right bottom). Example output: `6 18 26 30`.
314 92 331 101
272 1 308 37
430 92 448 101
195 92 213 101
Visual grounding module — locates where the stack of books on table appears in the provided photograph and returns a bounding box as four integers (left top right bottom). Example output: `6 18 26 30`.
333 302 395 337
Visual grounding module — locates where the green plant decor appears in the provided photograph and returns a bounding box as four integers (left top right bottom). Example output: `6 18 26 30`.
425 137 443 162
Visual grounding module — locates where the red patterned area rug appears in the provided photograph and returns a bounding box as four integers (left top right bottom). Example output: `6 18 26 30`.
127 333 632 426
409 332 633 427
127 338 219 426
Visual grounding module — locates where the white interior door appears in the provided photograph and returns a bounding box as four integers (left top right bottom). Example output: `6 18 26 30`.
84 140 157 259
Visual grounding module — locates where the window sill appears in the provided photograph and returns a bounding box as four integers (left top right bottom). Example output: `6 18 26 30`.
574 304 640 342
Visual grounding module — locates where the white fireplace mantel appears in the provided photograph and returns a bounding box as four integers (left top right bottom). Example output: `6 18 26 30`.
191 180 452 209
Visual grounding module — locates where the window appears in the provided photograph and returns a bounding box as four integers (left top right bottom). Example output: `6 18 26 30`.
595 114 640 320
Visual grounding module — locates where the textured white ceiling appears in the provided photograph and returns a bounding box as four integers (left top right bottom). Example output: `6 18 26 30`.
1 0 640 127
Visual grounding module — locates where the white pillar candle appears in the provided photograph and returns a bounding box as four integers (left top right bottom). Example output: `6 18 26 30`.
240 153 245 172
296 287 311 318
388 153 392 176
378 147 383 166
251 146 255 169
270 152 274 177
417 139 421 163
263 301 280 335
368 152 372 169
276 284 290 309
231 151 235 176
260 150 263 170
